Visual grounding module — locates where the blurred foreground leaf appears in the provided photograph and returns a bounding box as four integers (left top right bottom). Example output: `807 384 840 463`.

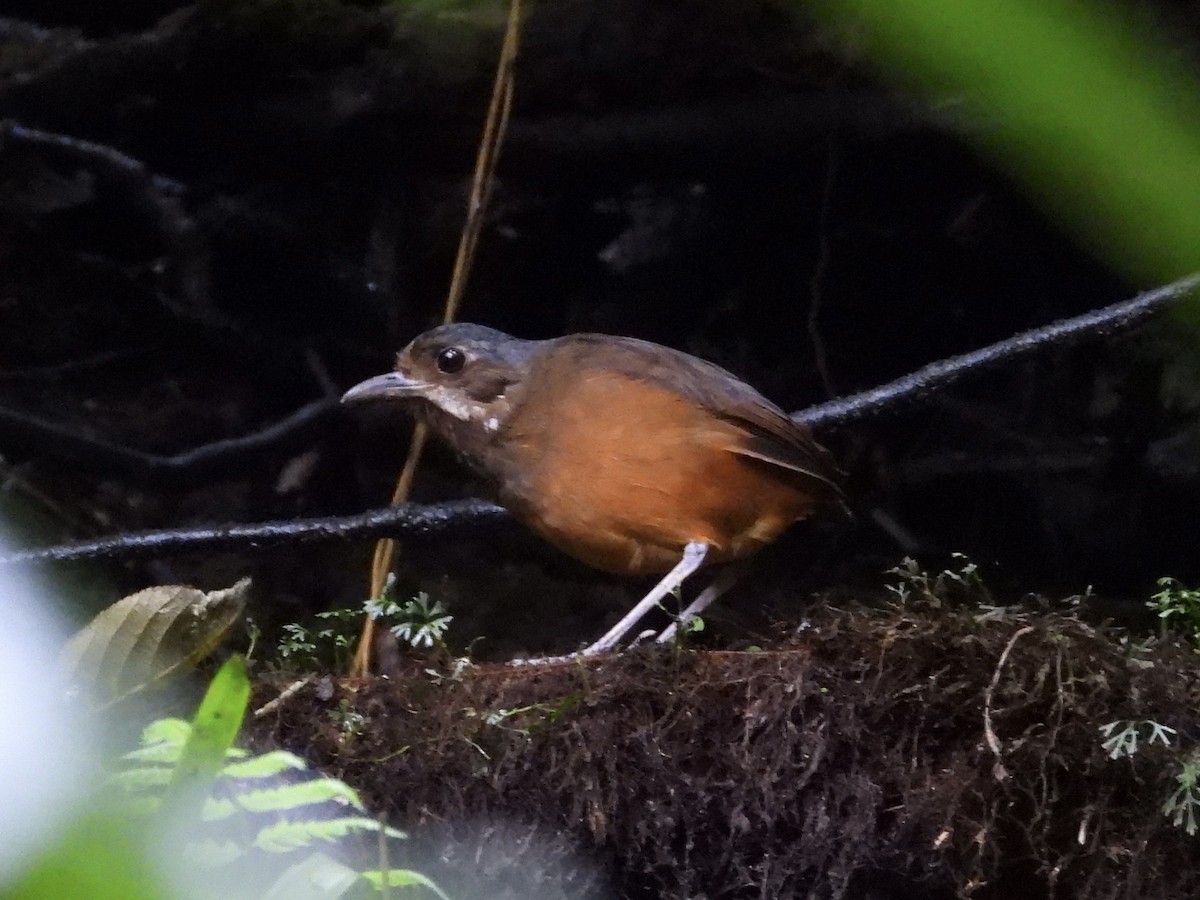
4 811 168 900
813 0 1200 295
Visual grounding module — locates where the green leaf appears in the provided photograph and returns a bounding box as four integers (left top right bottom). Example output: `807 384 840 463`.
110 766 174 792
142 718 192 747
122 718 192 764
236 778 366 814
164 655 251 820
223 750 309 779
199 781 381 824
124 740 247 766
255 817 403 853
123 744 182 765
361 868 451 898
5 811 171 900
201 796 238 821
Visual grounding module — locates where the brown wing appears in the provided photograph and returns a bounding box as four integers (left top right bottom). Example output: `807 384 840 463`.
553 334 843 498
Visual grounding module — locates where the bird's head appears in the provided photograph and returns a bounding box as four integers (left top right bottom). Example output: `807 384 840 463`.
342 323 537 448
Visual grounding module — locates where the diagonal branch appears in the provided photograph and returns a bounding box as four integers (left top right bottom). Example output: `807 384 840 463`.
797 273 1198 429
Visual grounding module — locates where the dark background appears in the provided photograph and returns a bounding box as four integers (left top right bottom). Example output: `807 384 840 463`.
2 0 1198 651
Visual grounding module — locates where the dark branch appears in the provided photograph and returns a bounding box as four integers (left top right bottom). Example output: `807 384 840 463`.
795 274 1199 429
1 499 510 565
0 119 184 196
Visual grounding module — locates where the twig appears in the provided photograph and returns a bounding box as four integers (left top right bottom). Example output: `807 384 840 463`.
0 18 92 64
983 624 1035 782
797 272 1199 429
252 676 314 718
358 0 524 676
0 120 183 196
0 398 339 487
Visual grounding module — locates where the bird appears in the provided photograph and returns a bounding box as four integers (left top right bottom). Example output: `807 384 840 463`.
341 323 843 657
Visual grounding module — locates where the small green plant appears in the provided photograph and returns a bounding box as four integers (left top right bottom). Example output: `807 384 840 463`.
424 655 472 685
1099 719 1177 759
1164 753 1200 836
277 622 320 666
276 579 454 672
464 692 581 739
1063 584 1095 608
328 698 367 741
368 588 453 650
885 553 991 607
1149 577 1200 645
276 607 363 670
1097 718 1200 837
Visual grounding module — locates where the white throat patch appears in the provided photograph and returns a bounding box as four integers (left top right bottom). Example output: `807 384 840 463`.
424 384 508 433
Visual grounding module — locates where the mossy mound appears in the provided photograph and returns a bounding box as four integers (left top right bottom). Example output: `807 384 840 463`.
250 600 1200 898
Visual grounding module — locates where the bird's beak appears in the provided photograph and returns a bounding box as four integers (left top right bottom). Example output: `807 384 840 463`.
341 371 426 404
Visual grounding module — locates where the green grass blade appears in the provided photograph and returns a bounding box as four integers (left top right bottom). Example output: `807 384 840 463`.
163 655 250 820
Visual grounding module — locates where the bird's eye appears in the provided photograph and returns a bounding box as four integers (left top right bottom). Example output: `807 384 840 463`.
435 346 466 374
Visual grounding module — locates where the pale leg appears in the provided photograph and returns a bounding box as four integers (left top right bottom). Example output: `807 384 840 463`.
655 566 739 644
579 541 709 656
